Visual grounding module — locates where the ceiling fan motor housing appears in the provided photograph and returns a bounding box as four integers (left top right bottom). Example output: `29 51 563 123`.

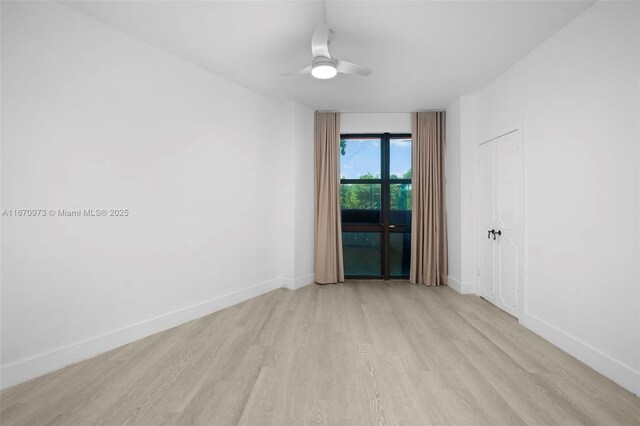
312 56 336 68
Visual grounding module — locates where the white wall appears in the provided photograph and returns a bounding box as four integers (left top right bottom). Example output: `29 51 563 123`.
459 97 476 293
277 102 315 290
292 103 315 287
445 100 463 290
275 103 296 287
446 97 476 294
448 1 640 394
341 113 411 134
0 2 314 389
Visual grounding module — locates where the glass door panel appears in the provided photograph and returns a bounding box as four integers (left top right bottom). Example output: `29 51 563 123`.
341 133 412 280
390 183 412 225
340 137 381 179
342 232 382 277
389 232 411 277
389 138 412 179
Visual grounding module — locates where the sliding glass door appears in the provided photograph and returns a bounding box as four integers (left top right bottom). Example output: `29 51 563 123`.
340 133 412 280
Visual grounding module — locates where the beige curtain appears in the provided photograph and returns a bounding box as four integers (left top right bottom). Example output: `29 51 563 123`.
410 111 448 286
314 112 344 284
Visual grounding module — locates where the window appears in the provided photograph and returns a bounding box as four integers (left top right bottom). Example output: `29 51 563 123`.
340 133 412 279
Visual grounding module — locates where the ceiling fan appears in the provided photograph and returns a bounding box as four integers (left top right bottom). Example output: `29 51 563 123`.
283 23 372 80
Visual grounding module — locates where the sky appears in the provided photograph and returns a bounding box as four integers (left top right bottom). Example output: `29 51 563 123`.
340 138 411 179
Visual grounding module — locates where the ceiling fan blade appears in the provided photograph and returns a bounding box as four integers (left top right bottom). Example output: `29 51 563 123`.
311 24 332 58
280 65 312 76
336 59 372 76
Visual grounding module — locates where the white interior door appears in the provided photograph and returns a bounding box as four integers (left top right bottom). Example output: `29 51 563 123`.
478 130 524 317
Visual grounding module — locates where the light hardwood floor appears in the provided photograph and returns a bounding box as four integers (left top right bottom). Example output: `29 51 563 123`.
1 281 639 425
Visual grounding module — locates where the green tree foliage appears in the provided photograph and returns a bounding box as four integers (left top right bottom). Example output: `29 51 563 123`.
390 169 412 179
389 170 412 210
390 183 412 210
340 139 347 156
340 183 380 210
340 175 412 210
339 139 412 210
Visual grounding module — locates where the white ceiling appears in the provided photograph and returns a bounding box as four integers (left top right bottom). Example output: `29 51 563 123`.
65 1 594 112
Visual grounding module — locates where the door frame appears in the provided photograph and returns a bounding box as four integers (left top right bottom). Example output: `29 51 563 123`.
340 132 412 280
475 119 526 319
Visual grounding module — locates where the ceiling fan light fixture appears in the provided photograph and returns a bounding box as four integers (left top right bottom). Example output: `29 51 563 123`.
311 57 337 79
312 64 337 79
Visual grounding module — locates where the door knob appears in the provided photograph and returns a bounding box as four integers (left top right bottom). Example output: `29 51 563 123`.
493 230 502 240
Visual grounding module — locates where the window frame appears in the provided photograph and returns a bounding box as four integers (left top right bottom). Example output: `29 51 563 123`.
340 132 412 280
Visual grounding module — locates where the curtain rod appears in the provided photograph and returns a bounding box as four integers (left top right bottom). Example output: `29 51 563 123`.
316 110 445 113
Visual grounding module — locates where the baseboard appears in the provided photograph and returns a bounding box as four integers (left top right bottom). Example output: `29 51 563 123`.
521 311 640 396
448 276 463 293
294 273 315 289
0 277 282 390
447 275 475 294
280 276 295 290
281 273 315 290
